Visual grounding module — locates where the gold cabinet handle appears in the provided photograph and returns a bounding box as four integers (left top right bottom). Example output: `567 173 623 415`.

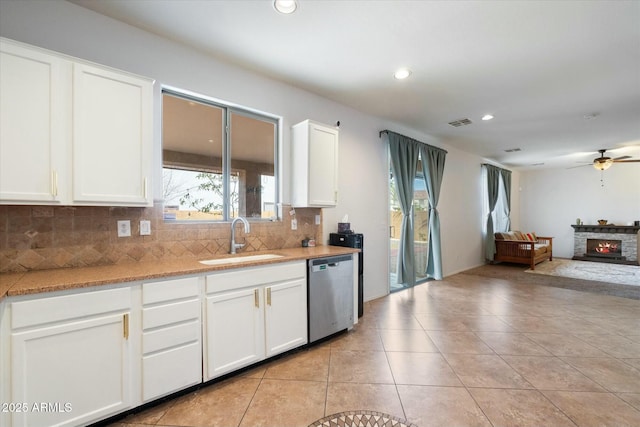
143 177 148 199
52 171 58 197
254 289 259 308
123 313 129 340
266 287 271 306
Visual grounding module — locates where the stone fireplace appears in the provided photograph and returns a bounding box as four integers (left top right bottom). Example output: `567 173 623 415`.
572 224 639 265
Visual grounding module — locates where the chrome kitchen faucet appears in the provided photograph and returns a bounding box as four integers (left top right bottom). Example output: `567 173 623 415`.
230 217 250 254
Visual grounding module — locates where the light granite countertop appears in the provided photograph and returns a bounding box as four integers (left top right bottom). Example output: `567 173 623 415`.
0 246 359 299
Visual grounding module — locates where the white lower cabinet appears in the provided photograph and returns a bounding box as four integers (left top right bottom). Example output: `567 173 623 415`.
141 277 202 402
8 287 133 427
0 261 311 426
204 261 307 380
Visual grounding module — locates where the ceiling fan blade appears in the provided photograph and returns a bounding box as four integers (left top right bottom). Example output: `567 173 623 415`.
613 159 640 163
566 164 590 169
613 155 631 160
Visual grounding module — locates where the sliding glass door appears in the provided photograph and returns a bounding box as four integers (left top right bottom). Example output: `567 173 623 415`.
389 160 429 291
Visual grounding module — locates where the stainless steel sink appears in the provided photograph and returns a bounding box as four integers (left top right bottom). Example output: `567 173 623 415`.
199 253 284 266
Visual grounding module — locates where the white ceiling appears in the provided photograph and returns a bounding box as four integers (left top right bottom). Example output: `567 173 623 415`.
69 0 640 170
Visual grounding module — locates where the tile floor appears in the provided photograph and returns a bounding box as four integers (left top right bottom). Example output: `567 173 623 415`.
109 270 640 427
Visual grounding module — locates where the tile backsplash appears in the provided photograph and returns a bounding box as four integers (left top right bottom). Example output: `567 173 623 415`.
0 203 321 273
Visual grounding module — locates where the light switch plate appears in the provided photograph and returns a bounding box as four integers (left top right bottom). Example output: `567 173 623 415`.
140 220 151 236
117 220 131 237
315 215 321 225
291 218 298 230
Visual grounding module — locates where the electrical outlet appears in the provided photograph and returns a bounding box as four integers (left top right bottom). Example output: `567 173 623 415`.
315 215 321 225
140 220 151 236
291 218 298 230
117 220 131 237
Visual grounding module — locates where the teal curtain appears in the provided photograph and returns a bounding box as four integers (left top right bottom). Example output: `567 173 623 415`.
484 164 501 261
420 144 447 280
500 169 512 231
387 132 419 287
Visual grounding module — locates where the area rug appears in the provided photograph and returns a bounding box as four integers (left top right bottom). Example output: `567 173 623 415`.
525 258 640 286
308 410 417 427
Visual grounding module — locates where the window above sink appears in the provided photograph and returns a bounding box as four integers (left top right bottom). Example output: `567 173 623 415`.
162 89 280 222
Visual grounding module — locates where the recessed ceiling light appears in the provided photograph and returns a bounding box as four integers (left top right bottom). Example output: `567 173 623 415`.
481 114 494 121
393 68 412 80
273 0 297 14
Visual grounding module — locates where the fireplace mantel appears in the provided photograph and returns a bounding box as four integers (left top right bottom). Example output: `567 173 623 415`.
571 225 640 234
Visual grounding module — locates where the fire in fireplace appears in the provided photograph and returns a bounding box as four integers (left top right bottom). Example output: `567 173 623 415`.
586 238 623 259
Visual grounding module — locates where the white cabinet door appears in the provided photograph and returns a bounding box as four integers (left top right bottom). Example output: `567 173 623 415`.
291 120 338 207
265 277 308 357
205 287 264 380
72 63 152 206
11 313 131 427
0 39 69 204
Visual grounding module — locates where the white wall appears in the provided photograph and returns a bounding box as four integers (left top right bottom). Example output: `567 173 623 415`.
0 0 488 300
519 165 640 258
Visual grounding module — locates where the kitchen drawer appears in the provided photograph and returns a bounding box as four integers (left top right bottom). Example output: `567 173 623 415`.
142 277 199 305
142 341 201 401
143 298 200 330
11 286 130 329
143 320 200 354
205 261 305 294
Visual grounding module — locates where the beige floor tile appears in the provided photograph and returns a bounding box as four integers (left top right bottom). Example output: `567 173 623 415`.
581 316 640 335
118 398 176 425
263 347 330 381
414 314 475 331
329 327 384 351
474 332 552 356
498 316 569 333
379 328 439 352
622 358 640 370
398 385 491 427
470 388 577 427
578 333 640 358
502 355 605 391
562 357 640 392
525 333 609 357
427 331 495 354
618 393 640 411
325 382 404 417
445 354 533 389
543 391 640 427
328 350 394 384
240 379 326 427
387 352 462 386
374 314 424 329
159 377 260 427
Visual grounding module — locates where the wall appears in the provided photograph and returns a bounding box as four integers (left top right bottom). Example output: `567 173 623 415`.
519 164 640 258
0 0 488 299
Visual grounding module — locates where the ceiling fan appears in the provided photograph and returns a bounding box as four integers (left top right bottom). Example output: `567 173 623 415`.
570 149 640 170
591 149 640 170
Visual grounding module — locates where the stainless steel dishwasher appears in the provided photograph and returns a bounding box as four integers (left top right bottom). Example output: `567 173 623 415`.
308 254 354 343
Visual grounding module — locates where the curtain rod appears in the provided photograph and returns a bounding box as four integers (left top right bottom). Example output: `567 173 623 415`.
379 129 448 153
482 163 512 173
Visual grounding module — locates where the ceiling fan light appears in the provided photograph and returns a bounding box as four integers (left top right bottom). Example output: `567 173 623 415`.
593 158 613 170
273 0 297 14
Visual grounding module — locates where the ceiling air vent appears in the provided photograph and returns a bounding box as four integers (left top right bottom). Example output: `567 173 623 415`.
448 118 473 127
504 148 522 152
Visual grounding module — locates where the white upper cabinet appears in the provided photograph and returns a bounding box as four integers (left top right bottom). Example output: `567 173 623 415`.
0 39 70 204
291 120 338 207
0 38 153 206
72 63 152 205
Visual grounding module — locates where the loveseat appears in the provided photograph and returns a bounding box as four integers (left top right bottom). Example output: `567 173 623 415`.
493 231 553 270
